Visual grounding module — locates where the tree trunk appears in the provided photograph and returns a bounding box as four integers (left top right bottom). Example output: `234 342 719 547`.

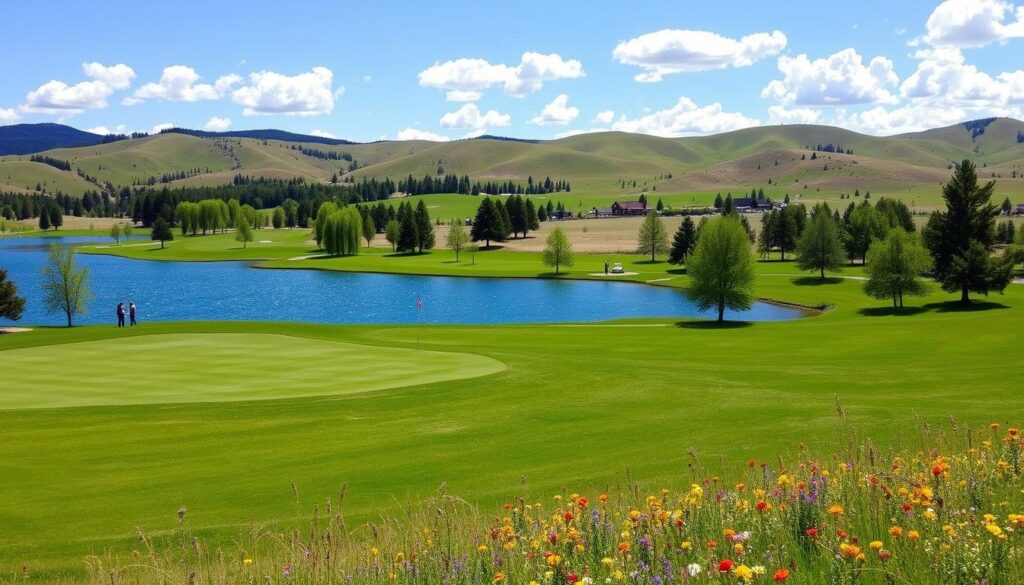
820 265 825 279
65 310 72 328
161 240 165 249
717 300 725 322
961 286 970 304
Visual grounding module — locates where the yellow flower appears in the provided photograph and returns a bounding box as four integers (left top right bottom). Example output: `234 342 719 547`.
907 530 920 541
828 504 845 516
242 558 253 565
478 545 489 553
601 557 615 568
733 564 754 583
492 571 506 583
987 523 1004 538
869 540 883 551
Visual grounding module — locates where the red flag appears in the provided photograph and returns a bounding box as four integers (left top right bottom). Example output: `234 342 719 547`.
416 296 423 312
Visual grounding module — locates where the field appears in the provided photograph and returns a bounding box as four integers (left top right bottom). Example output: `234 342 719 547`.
4 229 1024 577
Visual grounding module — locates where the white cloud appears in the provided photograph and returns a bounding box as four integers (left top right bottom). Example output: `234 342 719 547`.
767 105 822 125
610 96 760 137
418 52 584 100
0 108 20 125
900 47 1024 107
553 127 608 139
529 94 579 126
922 0 1024 48
761 49 900 106
396 127 452 142
309 129 336 138
439 103 511 135
125 66 240 105
203 116 232 131
231 66 339 116
612 29 787 82
593 109 615 124
21 62 136 115
85 125 112 135
151 122 175 135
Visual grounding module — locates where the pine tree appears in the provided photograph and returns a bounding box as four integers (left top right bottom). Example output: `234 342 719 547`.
0 268 25 321
151 217 173 249
471 198 509 247
668 216 698 265
414 200 435 252
796 206 846 279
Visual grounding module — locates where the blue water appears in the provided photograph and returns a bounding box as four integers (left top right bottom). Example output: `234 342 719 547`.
0 236 803 326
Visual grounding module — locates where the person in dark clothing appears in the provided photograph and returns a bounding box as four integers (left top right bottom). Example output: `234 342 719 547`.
116 302 126 327
129 302 137 326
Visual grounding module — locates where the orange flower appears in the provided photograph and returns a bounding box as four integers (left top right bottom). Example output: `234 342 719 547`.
773 568 790 582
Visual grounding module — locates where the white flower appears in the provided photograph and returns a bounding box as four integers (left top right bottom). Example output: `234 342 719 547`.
687 563 703 576
752 565 767 575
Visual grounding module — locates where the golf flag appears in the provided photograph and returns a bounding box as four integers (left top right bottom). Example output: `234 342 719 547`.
416 295 423 313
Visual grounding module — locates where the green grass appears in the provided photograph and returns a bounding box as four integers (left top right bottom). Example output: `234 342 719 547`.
5 231 1024 577
0 332 503 409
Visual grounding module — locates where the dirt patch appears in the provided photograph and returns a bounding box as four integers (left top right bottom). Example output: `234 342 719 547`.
0 327 32 334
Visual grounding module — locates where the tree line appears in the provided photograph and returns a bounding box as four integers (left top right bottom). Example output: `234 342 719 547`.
29 155 72 171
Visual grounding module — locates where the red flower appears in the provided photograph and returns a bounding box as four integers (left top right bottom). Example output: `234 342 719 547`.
549 532 558 544
718 559 734 573
566 573 578 584
879 550 892 561
805 528 818 539
932 465 943 477
576 497 588 509
756 501 768 512
901 503 912 512
564 511 574 523
773 568 790 582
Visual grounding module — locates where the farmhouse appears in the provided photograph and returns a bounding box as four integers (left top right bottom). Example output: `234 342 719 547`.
611 200 648 216
1016 203 1024 215
733 197 773 213
590 207 614 218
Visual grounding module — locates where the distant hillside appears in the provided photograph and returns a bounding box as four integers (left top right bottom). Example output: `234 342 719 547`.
0 123 104 155
159 127 356 146
2 118 1023 208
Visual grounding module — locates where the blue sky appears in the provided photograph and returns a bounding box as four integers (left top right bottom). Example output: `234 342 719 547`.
1 0 1023 141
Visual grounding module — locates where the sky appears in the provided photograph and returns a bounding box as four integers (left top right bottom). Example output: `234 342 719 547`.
1 0 1023 142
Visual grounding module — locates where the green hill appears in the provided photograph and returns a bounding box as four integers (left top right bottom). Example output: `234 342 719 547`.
3 118 1023 208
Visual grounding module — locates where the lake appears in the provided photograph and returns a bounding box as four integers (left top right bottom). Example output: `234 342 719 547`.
0 236 805 326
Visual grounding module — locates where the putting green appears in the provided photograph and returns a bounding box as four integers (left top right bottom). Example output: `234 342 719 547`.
0 333 505 409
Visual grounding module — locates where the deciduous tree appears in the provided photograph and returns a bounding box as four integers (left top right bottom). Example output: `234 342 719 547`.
542 227 574 275
40 244 91 327
687 216 755 322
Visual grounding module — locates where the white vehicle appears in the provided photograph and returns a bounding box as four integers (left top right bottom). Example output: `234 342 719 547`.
610 262 625 274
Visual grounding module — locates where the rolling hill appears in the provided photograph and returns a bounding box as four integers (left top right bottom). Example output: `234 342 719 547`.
2 118 1023 208
0 123 104 155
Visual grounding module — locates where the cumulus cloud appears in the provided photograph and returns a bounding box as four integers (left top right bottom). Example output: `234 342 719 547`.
529 94 579 126
85 123 125 135
761 49 900 106
593 110 615 124
309 129 336 138
203 116 231 131
396 127 452 142
232 66 339 116
418 52 584 100
21 62 136 115
900 47 1024 107
151 122 174 134
439 103 511 135
767 105 822 125
921 0 1024 48
612 29 787 82
0 108 20 125
125 66 240 105
609 97 760 137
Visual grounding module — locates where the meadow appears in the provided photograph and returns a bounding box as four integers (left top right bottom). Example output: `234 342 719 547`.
3 227 1024 579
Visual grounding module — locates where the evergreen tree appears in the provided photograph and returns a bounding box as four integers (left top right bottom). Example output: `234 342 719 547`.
49 205 62 230
843 203 886 264
470 198 509 247
362 212 376 246
922 160 1011 303
397 211 419 253
668 216 698 265
772 208 799 261
0 268 25 321
38 209 50 230
525 199 540 230
713 193 723 209
414 200 435 252
151 217 173 249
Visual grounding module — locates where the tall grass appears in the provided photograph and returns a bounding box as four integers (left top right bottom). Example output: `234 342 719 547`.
38 417 1024 584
